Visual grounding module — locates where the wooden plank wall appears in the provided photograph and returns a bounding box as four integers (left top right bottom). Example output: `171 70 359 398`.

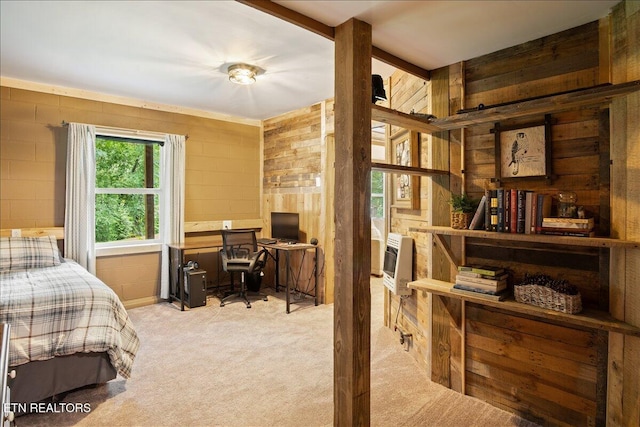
428 67 463 391
383 70 432 369
456 21 611 425
465 305 607 426
609 2 640 427
387 15 640 426
262 104 326 302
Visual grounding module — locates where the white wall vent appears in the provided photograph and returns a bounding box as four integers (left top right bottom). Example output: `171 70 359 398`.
382 233 413 296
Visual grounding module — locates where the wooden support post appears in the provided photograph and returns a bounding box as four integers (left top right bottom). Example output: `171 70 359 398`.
333 18 372 426
428 67 454 388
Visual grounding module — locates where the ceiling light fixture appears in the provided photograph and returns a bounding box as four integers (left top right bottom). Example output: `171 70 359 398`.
228 63 259 85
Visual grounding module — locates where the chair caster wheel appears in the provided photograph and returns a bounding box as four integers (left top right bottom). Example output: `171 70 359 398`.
246 304 251 309
220 302 225 307
263 297 268 301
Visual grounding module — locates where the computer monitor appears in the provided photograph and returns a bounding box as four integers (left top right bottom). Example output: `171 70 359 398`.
271 212 299 242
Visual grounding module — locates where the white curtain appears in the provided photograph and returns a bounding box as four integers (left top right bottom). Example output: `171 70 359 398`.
64 123 96 274
160 133 185 299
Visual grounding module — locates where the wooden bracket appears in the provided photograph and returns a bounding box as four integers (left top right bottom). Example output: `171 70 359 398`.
433 233 460 268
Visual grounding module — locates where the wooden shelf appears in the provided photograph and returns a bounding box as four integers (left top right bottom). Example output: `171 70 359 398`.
184 219 263 233
408 278 640 338
372 81 640 134
430 80 640 131
371 162 449 177
371 104 443 134
409 225 640 249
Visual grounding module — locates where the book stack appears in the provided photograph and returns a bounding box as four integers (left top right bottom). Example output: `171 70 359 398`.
452 265 508 301
540 217 595 237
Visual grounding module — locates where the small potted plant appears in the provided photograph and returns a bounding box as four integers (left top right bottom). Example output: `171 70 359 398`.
449 193 476 229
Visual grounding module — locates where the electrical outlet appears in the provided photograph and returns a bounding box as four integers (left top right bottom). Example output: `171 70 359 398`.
222 220 232 230
11 229 21 237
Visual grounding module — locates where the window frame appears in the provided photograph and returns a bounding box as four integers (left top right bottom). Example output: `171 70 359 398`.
94 129 165 250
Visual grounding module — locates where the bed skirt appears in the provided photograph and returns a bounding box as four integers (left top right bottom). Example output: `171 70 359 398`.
10 352 117 409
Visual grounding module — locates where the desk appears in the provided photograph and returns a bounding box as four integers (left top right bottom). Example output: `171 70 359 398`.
258 242 319 314
168 241 228 311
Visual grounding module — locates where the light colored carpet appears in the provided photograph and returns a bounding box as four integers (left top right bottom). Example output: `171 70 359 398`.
16 279 539 427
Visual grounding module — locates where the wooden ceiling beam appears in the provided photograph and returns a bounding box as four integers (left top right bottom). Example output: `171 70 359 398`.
372 46 430 81
236 0 335 40
236 0 431 81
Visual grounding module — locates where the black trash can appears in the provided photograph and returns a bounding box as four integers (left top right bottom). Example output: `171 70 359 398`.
246 271 263 292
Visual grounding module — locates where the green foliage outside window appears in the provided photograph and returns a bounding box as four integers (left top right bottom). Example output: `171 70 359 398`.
95 137 160 243
371 170 384 218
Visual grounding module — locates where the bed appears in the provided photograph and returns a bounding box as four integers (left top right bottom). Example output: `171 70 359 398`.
0 235 140 406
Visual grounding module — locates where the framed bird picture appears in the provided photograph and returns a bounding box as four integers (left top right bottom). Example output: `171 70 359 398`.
493 114 553 183
390 130 420 209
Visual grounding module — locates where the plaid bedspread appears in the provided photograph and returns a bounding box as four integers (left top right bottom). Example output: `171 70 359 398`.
0 260 139 378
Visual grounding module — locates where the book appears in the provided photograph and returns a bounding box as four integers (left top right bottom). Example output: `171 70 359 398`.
453 282 506 295
510 188 517 234
539 229 596 237
455 282 507 294
451 284 508 301
496 188 504 232
504 189 511 233
542 217 595 224
489 190 498 231
457 265 505 277
455 275 507 291
516 190 526 233
524 191 533 235
456 275 507 288
468 195 487 230
542 217 594 230
484 189 492 231
529 192 538 234
457 270 509 280
535 194 552 233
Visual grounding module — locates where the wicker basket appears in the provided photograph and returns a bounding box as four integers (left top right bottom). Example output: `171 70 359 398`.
514 284 582 314
451 212 473 230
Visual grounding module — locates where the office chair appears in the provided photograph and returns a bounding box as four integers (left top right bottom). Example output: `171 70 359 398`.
220 229 269 308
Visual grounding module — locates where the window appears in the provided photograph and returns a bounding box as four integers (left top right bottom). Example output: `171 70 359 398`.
371 124 386 219
371 170 384 219
95 134 163 246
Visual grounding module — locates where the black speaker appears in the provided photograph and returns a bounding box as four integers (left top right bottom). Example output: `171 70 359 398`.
184 269 207 308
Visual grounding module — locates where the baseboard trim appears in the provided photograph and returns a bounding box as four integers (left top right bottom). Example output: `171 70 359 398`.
123 296 162 309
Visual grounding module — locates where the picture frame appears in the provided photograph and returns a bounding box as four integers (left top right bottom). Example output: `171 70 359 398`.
391 130 420 209
493 114 553 182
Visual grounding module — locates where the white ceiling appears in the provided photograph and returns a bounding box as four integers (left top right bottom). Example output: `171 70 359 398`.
0 1 620 121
